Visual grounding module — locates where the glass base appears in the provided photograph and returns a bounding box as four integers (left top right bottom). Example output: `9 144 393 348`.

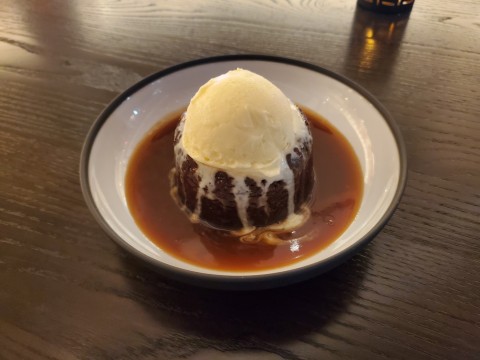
357 0 414 14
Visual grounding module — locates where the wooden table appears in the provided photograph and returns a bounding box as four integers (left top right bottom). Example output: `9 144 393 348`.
1 1 479 359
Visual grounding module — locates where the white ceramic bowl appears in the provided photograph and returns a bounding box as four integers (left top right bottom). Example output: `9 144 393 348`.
80 55 407 290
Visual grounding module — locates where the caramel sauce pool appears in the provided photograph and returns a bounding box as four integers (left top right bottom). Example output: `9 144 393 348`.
125 108 363 271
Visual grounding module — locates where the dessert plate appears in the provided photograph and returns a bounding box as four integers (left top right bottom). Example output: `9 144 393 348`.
80 55 407 290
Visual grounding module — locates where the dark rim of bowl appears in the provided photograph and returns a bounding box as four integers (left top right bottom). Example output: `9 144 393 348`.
79 55 408 290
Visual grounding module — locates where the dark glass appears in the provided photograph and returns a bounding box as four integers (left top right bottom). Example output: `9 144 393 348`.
357 0 414 14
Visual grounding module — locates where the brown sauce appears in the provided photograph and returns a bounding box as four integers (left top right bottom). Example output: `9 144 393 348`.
125 107 363 271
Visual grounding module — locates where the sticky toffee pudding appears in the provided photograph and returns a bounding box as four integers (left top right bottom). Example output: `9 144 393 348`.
125 108 363 271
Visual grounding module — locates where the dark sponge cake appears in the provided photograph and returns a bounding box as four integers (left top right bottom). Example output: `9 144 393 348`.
171 113 314 233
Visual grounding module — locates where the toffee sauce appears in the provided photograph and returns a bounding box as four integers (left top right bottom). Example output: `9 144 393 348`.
125 108 363 271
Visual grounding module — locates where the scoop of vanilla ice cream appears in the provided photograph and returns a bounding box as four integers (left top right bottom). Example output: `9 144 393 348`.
182 69 309 175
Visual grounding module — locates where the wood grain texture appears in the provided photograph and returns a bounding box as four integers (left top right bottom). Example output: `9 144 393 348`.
0 0 479 359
